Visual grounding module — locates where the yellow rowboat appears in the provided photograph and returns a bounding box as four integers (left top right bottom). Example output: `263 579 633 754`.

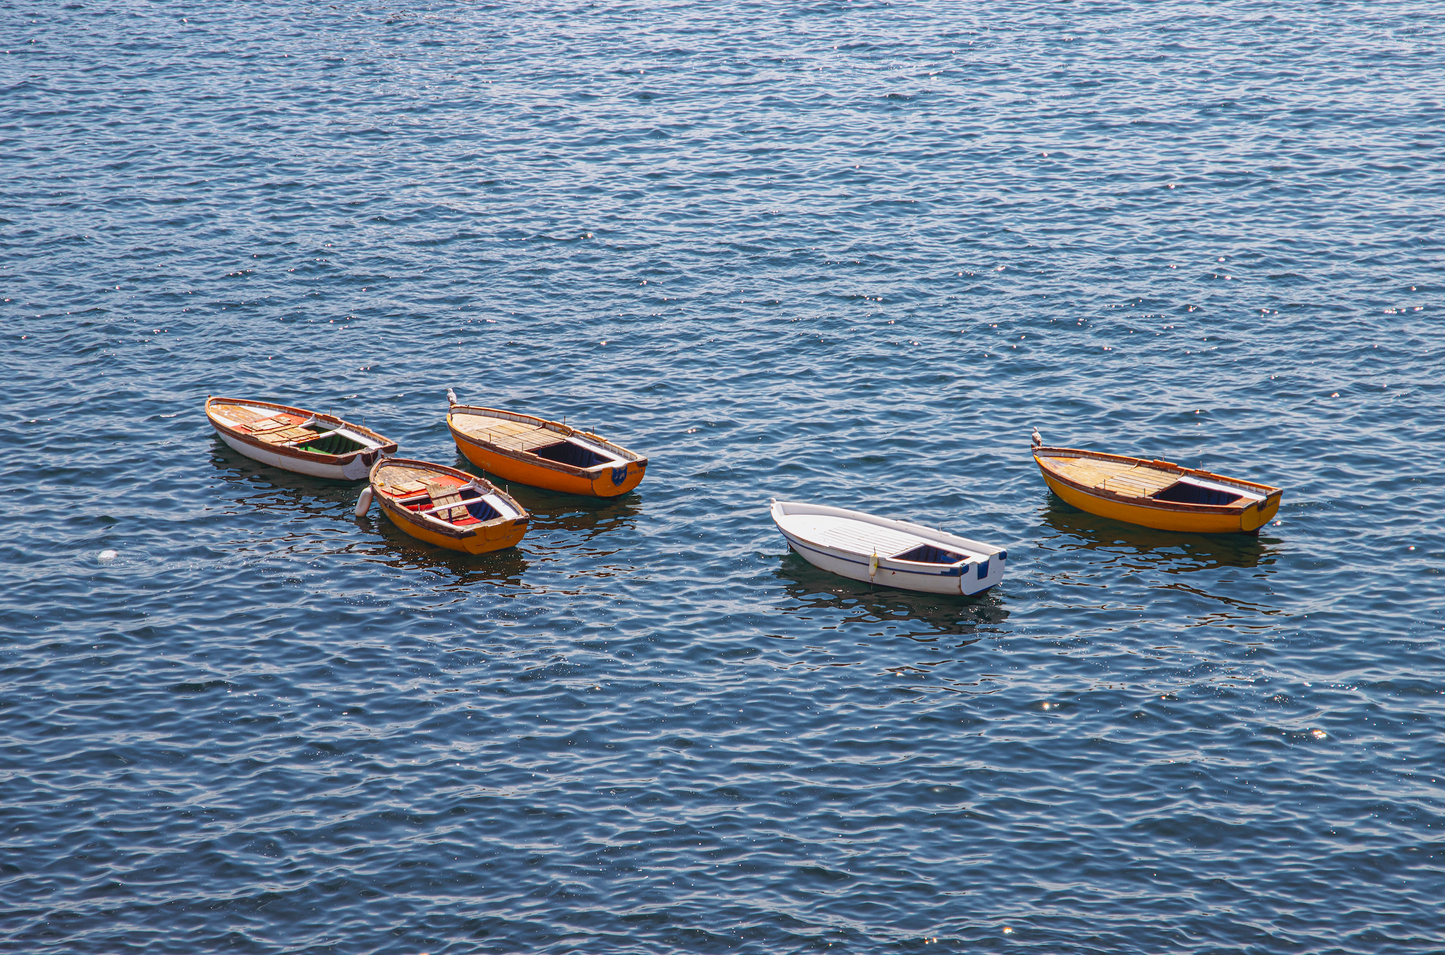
206 396 397 480
446 394 647 498
1033 445 1282 534
361 458 529 554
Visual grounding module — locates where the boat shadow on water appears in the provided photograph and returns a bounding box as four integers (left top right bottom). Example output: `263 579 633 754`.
210 440 365 513
1036 498 1291 631
1039 496 1280 572
773 551 1009 644
361 510 530 585
212 441 530 585
451 453 643 539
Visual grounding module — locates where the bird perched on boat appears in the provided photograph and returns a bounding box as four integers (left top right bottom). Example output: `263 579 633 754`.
447 388 457 406
1031 427 1043 448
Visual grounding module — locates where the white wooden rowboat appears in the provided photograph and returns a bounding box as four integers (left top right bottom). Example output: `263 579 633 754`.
206 396 397 481
770 500 1007 596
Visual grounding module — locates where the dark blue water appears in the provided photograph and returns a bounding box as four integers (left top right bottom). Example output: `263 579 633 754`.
3 1 1443 951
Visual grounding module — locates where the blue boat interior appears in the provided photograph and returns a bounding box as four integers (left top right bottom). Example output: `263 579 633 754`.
399 487 503 522
1151 481 1242 506
894 543 966 565
533 440 609 469
463 498 502 521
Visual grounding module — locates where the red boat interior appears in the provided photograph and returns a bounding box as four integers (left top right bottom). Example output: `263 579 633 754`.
392 480 501 526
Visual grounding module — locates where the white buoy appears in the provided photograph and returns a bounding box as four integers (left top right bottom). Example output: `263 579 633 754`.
869 550 878 579
98 549 118 562
354 486 373 517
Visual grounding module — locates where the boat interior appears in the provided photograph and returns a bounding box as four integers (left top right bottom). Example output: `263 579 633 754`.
1040 453 1265 506
386 479 502 526
452 411 628 469
214 403 370 456
376 464 509 527
893 543 967 565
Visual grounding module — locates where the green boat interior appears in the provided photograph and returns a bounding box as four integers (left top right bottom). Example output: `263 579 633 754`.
299 423 367 456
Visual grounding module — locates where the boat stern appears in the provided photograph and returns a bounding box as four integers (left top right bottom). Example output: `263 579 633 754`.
1241 490 1283 533
960 549 1007 596
461 517 530 554
590 458 647 497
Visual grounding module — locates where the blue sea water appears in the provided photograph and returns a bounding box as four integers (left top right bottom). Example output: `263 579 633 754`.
2 1 1444 951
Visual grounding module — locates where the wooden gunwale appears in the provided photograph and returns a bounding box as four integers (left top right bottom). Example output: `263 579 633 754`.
446 404 647 478
206 395 397 464
370 457 528 546
1033 446 1279 515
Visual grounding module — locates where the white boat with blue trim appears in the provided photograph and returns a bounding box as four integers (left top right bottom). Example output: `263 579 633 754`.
770 500 1007 596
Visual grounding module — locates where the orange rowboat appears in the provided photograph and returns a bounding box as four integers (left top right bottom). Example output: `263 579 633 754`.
361 458 529 554
445 393 647 498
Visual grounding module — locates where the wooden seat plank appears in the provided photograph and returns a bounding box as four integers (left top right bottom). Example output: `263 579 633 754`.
247 418 293 434
215 404 270 426
377 467 440 493
453 413 559 451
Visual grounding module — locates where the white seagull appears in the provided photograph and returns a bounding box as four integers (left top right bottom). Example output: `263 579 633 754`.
447 388 457 406
1031 427 1043 448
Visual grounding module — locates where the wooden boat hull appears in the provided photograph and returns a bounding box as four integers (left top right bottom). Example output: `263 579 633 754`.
370 458 529 554
771 501 1006 596
1034 447 1282 534
207 396 397 481
447 404 646 498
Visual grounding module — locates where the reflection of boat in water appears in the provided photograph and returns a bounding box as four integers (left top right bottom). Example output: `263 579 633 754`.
206 396 396 480
1038 496 1276 572
771 500 1007 596
1033 445 1282 534
364 516 531 583
773 551 1008 640
207 442 533 585
209 440 372 515
462 455 643 536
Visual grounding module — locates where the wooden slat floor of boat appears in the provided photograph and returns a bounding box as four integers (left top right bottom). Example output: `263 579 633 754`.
454 413 559 452
1048 457 1178 498
377 465 459 494
786 515 936 559
1101 467 1179 498
213 403 270 426
1048 457 1135 487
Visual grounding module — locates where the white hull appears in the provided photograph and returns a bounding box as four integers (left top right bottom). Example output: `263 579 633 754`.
217 430 372 480
771 500 1006 596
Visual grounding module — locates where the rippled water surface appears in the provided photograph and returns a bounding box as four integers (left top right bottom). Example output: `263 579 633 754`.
4 1 1444 951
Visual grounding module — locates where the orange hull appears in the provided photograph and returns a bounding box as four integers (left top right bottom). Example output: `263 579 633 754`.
447 404 647 498
369 458 529 554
